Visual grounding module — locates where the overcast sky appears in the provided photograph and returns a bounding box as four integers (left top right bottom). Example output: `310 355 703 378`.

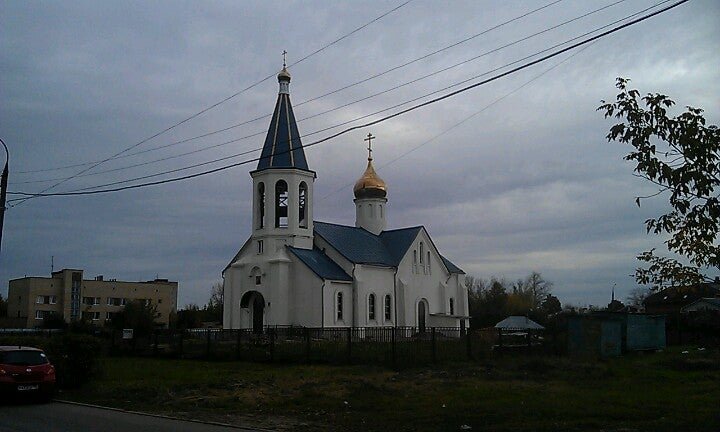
1 0 718 308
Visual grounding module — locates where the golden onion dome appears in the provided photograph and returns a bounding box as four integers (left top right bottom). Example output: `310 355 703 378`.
277 67 291 81
354 158 387 199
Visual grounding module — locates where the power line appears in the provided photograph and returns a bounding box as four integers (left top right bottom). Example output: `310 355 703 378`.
8 0 691 202
15 0 622 186
15 0 563 175
15 5 651 194
10 0 414 205
320 42 598 200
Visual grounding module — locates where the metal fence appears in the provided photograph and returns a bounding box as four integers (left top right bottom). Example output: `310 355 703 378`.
110 326 493 366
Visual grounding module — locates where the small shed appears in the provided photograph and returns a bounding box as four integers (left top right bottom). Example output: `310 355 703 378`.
567 313 666 358
495 316 544 348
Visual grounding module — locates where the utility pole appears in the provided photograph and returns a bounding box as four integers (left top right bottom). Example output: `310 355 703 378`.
0 138 8 263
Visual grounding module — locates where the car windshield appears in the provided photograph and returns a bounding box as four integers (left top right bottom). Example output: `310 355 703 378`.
0 350 49 366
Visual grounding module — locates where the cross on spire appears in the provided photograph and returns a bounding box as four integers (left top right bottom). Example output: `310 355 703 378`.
282 50 287 68
364 133 375 161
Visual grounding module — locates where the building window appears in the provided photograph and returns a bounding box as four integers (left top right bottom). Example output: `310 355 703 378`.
336 292 343 321
380 205 383 218
83 311 100 321
384 295 392 321
368 294 376 321
36 295 57 305
258 182 266 229
427 251 431 275
35 310 45 320
107 297 126 306
299 182 308 228
413 250 418 273
449 298 455 315
255 275 262 285
275 180 288 227
419 243 424 263
257 240 264 254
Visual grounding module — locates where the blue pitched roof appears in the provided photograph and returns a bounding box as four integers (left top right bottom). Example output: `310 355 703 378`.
313 222 395 266
441 255 465 274
313 221 464 273
287 247 352 281
256 86 309 171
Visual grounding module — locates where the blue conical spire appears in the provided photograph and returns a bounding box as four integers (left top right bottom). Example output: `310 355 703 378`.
256 67 309 171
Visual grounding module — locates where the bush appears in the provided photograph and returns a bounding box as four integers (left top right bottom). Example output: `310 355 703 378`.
0 333 104 388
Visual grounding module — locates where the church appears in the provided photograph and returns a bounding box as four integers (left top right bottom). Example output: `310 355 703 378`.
222 65 469 332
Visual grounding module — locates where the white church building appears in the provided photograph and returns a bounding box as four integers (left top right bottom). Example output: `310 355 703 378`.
222 66 469 332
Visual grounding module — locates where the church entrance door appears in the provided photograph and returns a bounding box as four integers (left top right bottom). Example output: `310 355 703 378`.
252 294 264 334
418 300 427 333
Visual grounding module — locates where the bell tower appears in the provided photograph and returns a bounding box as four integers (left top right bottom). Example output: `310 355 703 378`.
353 133 388 235
250 61 315 250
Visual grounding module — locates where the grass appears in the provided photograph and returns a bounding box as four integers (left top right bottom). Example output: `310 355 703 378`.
60 346 720 431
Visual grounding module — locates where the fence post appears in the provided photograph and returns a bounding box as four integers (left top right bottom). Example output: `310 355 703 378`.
178 330 184 358
346 327 352 363
304 327 311 363
153 331 159 357
431 327 437 364
391 327 396 367
466 328 473 360
206 328 212 358
235 330 242 360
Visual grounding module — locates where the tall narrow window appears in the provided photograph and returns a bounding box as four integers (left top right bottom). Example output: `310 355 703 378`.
257 183 265 229
413 250 418 273
419 243 424 263
449 298 455 315
427 251 431 275
275 180 288 227
368 294 376 320
299 182 308 228
384 295 392 321
337 292 343 321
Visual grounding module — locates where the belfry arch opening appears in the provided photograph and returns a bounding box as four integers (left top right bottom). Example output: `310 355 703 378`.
257 182 265 229
275 180 288 227
299 181 308 228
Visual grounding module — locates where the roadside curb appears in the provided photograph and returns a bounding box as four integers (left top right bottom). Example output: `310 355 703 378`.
54 399 276 432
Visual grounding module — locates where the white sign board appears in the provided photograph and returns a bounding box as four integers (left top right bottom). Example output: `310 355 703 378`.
122 328 134 340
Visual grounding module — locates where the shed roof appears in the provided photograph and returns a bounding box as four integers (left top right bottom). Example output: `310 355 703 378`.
495 316 545 331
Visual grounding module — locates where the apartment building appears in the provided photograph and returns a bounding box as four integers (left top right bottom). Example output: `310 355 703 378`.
7 268 178 328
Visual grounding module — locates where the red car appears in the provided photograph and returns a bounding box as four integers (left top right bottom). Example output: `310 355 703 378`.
0 346 56 401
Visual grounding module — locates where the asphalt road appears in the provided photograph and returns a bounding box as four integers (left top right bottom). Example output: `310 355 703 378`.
0 401 265 432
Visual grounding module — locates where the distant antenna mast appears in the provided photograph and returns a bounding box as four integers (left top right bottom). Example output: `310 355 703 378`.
51 255 54 273
611 283 616 302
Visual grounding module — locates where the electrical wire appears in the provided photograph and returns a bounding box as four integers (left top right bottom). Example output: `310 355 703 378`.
15 0 563 175
7 0 691 202
14 0 621 186
10 0 414 205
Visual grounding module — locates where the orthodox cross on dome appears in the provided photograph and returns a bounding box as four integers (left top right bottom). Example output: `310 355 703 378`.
364 133 375 161
282 50 287 68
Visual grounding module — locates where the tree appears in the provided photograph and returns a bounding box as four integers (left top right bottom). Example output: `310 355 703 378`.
541 294 562 315
175 304 202 329
111 300 160 337
0 293 7 318
204 282 224 322
599 78 719 289
626 287 651 309
512 272 553 310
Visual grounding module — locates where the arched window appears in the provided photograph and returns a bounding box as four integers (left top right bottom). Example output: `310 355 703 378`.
449 298 455 315
380 205 383 218
257 182 265 229
336 292 343 321
419 243 424 263
298 182 308 228
413 250 418 273
384 295 392 321
368 294 376 320
427 251 431 274
275 180 288 227
251 267 262 286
